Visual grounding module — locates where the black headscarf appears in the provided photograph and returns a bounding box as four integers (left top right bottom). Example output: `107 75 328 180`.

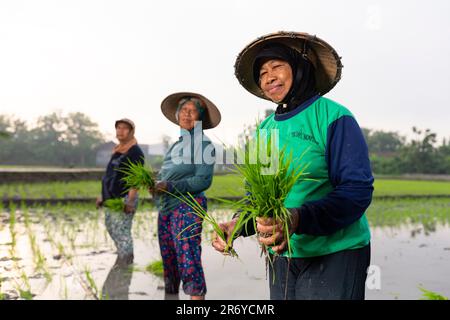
253 43 318 114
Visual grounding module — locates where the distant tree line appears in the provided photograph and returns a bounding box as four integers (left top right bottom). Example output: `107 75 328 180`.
363 127 450 174
0 112 105 167
1 112 449 174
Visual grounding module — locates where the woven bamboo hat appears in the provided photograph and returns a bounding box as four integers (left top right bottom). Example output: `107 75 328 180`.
234 31 343 100
161 92 221 130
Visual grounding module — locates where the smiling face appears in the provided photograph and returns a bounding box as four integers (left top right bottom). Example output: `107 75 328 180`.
178 101 201 130
258 59 293 103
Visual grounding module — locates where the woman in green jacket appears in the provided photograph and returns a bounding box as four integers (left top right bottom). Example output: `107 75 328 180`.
213 32 373 300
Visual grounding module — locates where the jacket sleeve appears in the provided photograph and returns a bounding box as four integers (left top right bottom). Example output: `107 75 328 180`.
295 115 374 236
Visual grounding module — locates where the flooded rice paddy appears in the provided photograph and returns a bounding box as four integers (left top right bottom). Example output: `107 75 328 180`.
0 199 449 300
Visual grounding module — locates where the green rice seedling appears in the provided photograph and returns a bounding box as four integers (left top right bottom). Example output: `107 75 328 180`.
87 209 101 246
23 206 31 228
419 286 449 300
16 272 33 300
119 157 155 192
19 290 33 300
56 241 72 262
145 259 164 277
67 228 78 251
0 276 4 300
27 222 53 283
102 198 125 212
59 276 69 300
35 248 52 283
173 127 313 259
229 130 312 257
44 223 56 248
28 232 38 260
165 191 239 257
83 267 99 300
24 209 46 270
8 202 17 259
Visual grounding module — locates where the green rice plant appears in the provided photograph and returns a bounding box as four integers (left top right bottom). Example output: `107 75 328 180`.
17 272 33 300
166 191 238 257
164 131 311 258
102 198 125 212
26 220 53 283
0 276 4 300
23 206 31 228
83 267 100 300
67 230 77 251
87 209 101 246
145 259 164 277
118 157 155 192
366 198 450 228
28 232 38 260
220 130 312 257
43 223 56 248
24 208 46 273
19 290 33 300
59 276 69 300
8 202 17 259
57 242 66 258
35 248 52 283
419 286 449 300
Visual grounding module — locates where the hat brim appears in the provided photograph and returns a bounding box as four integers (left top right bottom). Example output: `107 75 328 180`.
161 92 221 130
234 31 343 100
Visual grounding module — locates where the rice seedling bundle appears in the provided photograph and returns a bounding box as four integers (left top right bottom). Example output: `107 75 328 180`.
164 129 310 257
231 133 311 256
119 158 155 192
419 286 449 300
146 260 164 277
102 198 125 212
166 191 238 257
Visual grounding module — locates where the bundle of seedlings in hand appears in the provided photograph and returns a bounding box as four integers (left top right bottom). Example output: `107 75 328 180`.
102 198 125 212
166 190 239 258
119 157 155 191
231 129 311 257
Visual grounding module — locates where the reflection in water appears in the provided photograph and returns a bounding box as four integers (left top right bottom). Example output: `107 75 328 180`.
101 261 133 300
164 292 180 300
410 220 438 238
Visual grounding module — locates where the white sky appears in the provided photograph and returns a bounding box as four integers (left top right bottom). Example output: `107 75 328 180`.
0 0 449 145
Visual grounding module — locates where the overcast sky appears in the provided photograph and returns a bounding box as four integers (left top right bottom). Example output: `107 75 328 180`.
0 0 449 145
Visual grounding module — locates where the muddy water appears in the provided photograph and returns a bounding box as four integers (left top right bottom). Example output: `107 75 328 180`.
0 208 449 300
368 224 450 299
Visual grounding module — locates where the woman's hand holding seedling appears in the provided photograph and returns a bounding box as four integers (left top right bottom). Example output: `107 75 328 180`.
257 208 300 254
95 197 103 209
124 203 135 214
154 181 169 193
123 189 138 214
212 218 238 255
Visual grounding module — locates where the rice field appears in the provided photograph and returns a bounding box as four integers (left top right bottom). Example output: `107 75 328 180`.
0 177 449 300
0 197 448 300
1 176 450 200
0 202 240 300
